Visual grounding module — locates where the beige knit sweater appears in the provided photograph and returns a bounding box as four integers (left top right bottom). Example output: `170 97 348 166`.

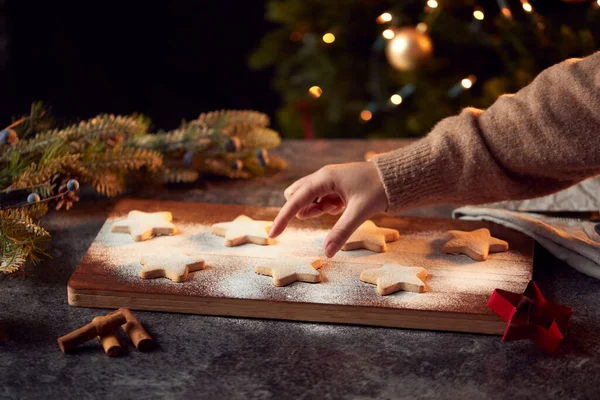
373 51 600 211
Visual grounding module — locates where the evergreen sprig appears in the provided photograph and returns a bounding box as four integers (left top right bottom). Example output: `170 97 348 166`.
5 114 146 161
0 105 286 274
80 147 163 173
158 168 200 183
235 127 281 150
7 154 81 191
196 110 270 128
0 208 50 274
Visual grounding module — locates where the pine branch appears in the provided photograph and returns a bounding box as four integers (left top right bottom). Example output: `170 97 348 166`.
158 168 200 183
241 157 265 177
130 125 213 153
6 154 81 191
58 147 162 197
80 147 163 173
0 208 50 274
195 110 270 129
221 122 256 136
265 155 288 172
0 246 27 274
235 127 281 150
0 150 28 189
10 101 55 140
5 114 146 161
0 208 49 241
84 172 126 197
0 104 286 273
203 159 251 179
19 202 50 220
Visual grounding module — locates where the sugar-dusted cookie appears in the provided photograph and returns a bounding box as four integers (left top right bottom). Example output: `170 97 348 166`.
441 228 509 261
341 220 400 253
111 211 177 241
360 263 427 296
255 257 323 287
139 253 205 283
211 215 273 247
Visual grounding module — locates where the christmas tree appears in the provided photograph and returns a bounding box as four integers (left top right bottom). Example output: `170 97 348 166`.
250 0 600 139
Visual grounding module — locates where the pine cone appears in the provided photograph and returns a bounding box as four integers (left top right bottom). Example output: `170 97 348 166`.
53 175 80 211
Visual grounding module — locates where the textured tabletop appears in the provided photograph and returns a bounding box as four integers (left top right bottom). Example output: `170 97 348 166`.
1 140 599 400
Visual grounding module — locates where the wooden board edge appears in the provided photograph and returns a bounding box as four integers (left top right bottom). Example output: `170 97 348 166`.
67 285 506 336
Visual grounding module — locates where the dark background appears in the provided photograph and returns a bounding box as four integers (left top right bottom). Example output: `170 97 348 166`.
0 1 279 131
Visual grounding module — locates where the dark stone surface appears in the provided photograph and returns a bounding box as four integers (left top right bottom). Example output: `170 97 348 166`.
1 140 599 399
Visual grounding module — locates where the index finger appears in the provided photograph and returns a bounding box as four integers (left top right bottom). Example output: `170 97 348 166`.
284 176 307 200
270 177 333 238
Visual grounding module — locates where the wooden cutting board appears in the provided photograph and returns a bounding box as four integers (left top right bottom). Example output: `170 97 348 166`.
68 199 534 335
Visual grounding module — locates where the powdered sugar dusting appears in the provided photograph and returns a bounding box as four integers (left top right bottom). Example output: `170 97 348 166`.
84 216 532 315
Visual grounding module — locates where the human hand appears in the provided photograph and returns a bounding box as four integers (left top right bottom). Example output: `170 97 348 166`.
269 161 388 257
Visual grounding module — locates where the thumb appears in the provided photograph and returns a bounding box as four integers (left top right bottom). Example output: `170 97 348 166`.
324 202 368 258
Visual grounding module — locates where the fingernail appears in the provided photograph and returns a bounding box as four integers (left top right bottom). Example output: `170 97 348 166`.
268 224 278 238
325 242 337 258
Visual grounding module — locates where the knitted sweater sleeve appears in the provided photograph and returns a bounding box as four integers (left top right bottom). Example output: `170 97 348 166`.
373 51 600 211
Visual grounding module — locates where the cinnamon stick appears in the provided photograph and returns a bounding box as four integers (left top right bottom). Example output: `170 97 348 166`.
58 310 126 353
120 308 153 351
93 317 122 357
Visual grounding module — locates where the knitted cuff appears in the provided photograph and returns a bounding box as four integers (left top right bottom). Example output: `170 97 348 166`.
372 139 450 211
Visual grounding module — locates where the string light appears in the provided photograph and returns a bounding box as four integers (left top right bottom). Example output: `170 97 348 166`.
322 33 335 44
382 29 395 39
427 0 438 9
416 22 428 33
308 86 323 98
360 110 373 121
387 84 416 108
522 1 533 13
497 0 512 18
469 7 484 33
449 76 476 98
377 12 392 24
390 94 403 105
464 75 477 88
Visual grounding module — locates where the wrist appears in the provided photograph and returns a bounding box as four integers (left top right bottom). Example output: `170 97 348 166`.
372 139 448 211
365 160 389 213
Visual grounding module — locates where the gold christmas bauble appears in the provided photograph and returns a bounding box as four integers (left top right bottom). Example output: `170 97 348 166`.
385 27 433 71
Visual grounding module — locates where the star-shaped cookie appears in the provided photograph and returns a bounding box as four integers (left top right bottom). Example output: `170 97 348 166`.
360 263 428 295
441 228 509 261
255 257 323 287
111 211 177 241
211 215 274 247
139 253 206 283
341 220 400 253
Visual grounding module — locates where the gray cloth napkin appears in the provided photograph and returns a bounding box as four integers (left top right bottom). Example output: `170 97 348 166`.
453 206 600 280
485 176 600 212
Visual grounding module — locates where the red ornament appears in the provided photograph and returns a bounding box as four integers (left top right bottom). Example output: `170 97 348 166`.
487 281 574 354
